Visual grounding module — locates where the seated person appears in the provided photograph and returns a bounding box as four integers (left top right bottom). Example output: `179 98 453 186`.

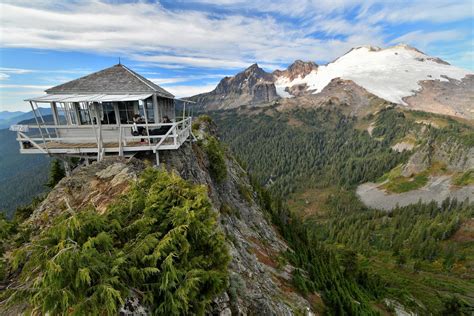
150 116 173 136
162 116 172 124
131 114 145 136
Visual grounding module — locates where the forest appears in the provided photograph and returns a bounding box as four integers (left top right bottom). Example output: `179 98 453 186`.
0 114 54 217
211 106 474 314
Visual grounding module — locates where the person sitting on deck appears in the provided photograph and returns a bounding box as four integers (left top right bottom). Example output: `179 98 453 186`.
162 116 171 124
132 114 147 143
149 116 173 143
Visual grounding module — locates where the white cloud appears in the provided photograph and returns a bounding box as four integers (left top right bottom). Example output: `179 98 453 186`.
0 67 34 74
363 1 473 24
390 30 465 50
1 0 471 71
132 55 251 69
150 74 231 85
0 73 10 80
0 84 50 90
164 84 217 98
0 0 390 69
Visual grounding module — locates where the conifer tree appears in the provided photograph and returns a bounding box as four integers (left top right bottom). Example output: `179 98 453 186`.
46 159 66 188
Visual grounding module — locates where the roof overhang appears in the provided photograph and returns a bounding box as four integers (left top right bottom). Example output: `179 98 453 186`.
25 93 153 103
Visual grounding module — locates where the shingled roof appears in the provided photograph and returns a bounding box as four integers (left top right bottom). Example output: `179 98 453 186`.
45 64 174 98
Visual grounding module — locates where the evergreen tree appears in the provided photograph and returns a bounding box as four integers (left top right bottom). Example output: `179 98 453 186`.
46 159 65 188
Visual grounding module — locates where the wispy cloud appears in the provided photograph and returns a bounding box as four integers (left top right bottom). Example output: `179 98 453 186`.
1 0 472 70
390 30 466 50
0 84 50 89
150 74 230 85
0 67 34 74
165 84 217 98
0 1 391 70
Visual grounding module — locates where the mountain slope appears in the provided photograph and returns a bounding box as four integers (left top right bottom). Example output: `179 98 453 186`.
0 128 50 216
0 108 51 129
0 111 24 121
209 106 474 314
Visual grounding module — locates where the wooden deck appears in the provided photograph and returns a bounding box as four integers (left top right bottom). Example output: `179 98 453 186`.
40 139 174 149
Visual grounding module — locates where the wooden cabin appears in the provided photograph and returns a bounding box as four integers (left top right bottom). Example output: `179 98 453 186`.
11 64 193 166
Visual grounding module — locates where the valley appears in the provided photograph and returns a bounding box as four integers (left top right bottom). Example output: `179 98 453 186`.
208 103 474 314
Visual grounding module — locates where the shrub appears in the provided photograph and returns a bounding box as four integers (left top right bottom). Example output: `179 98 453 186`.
203 136 227 183
5 168 230 315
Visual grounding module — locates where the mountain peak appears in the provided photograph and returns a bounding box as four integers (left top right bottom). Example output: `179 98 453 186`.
247 63 260 69
244 63 266 75
274 60 318 81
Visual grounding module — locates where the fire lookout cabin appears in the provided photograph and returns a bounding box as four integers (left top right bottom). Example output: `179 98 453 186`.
11 64 194 166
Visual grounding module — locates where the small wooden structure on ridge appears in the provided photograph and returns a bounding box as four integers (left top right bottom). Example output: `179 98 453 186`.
11 64 194 167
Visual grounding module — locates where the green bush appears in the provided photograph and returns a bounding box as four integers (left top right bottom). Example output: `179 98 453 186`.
203 136 227 183
5 168 230 315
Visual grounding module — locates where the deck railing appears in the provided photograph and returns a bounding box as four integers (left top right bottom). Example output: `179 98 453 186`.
13 117 192 155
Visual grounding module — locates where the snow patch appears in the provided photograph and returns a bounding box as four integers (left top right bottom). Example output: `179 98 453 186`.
277 46 472 104
274 82 293 98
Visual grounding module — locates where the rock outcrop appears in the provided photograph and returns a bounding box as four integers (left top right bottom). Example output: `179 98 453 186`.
273 60 318 81
403 75 474 120
402 137 474 177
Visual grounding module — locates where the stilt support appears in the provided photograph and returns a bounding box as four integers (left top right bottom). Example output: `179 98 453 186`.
155 151 160 166
63 160 71 177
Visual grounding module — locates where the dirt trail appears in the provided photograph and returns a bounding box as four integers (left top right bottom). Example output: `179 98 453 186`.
357 175 474 211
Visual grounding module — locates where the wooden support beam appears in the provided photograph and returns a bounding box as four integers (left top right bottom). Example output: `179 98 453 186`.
29 101 49 153
141 99 151 144
51 102 59 125
152 94 160 122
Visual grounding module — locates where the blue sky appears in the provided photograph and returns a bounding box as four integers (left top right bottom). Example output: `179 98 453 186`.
0 0 472 111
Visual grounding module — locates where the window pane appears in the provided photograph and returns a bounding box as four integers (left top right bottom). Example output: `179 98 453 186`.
101 102 116 125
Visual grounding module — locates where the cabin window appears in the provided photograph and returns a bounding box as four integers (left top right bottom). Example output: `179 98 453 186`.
101 102 117 125
118 101 137 124
138 99 154 123
76 103 91 125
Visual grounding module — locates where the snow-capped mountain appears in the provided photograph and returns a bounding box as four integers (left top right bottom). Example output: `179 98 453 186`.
274 45 470 103
191 44 473 118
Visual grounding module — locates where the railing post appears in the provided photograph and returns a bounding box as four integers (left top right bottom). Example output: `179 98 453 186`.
173 122 177 147
118 126 123 156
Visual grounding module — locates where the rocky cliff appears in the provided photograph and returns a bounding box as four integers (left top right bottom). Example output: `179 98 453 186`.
402 137 474 177
3 119 313 315
190 64 279 110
